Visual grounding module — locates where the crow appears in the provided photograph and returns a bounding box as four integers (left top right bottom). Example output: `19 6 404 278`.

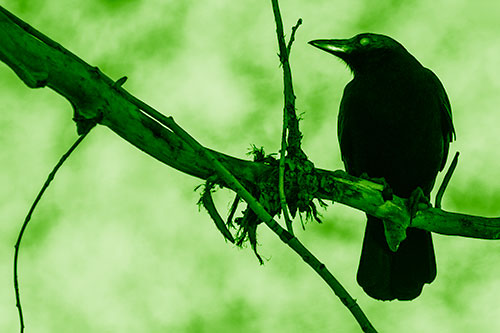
309 33 455 300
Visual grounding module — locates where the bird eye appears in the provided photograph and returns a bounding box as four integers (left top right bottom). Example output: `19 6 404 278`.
359 37 370 46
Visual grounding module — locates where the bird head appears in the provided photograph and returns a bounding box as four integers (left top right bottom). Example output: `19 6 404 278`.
309 33 417 75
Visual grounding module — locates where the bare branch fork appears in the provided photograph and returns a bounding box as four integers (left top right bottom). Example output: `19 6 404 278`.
1 3 500 333
1 6 498 240
271 1 375 331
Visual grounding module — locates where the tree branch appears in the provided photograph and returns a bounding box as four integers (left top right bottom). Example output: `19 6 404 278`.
315 169 500 240
270 2 375 330
0 5 497 240
0 5 497 241
165 114 377 333
1 4 500 331
0 6 264 185
276 15 303 234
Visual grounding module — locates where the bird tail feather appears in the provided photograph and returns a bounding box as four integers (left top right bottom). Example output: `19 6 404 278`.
356 215 436 301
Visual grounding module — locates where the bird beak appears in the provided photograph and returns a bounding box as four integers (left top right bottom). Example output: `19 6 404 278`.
308 39 352 57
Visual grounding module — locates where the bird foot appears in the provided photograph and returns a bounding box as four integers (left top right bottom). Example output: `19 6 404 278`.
359 173 393 201
407 187 431 221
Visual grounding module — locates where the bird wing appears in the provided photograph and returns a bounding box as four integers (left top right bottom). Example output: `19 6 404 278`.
338 71 455 174
337 80 353 172
423 68 456 170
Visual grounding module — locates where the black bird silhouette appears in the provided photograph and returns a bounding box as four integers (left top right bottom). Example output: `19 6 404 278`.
309 33 455 300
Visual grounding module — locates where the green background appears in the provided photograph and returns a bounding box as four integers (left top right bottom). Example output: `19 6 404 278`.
1 0 499 332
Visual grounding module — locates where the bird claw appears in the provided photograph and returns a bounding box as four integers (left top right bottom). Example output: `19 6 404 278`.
359 173 393 201
407 187 431 221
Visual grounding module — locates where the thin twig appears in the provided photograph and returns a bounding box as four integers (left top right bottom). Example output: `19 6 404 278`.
277 16 304 234
279 119 294 234
201 183 235 243
278 18 303 235
270 1 376 332
435 152 459 208
227 194 240 228
3 6 496 241
270 1 302 155
165 114 377 333
14 131 90 333
286 18 303 56
0 8 497 333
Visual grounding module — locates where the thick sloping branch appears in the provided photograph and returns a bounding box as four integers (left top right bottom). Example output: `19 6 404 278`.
315 170 500 243
0 6 499 242
0 7 264 186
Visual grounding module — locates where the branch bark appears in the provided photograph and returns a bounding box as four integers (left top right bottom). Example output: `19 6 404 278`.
315 170 500 241
0 6 498 241
2 5 500 332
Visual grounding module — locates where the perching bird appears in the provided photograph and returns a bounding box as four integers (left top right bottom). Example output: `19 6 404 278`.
309 33 455 301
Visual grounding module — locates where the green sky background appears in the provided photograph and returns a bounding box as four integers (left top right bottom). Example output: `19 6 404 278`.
1 0 499 332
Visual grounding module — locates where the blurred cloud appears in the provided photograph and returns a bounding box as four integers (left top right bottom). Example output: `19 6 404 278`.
1 0 500 332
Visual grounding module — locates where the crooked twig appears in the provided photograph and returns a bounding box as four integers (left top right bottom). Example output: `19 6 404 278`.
279 120 293 233
286 18 303 56
201 182 235 243
166 112 377 333
3 5 497 242
271 4 302 155
270 1 376 332
435 152 459 208
277 19 303 235
13 131 91 333
4 4 499 332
